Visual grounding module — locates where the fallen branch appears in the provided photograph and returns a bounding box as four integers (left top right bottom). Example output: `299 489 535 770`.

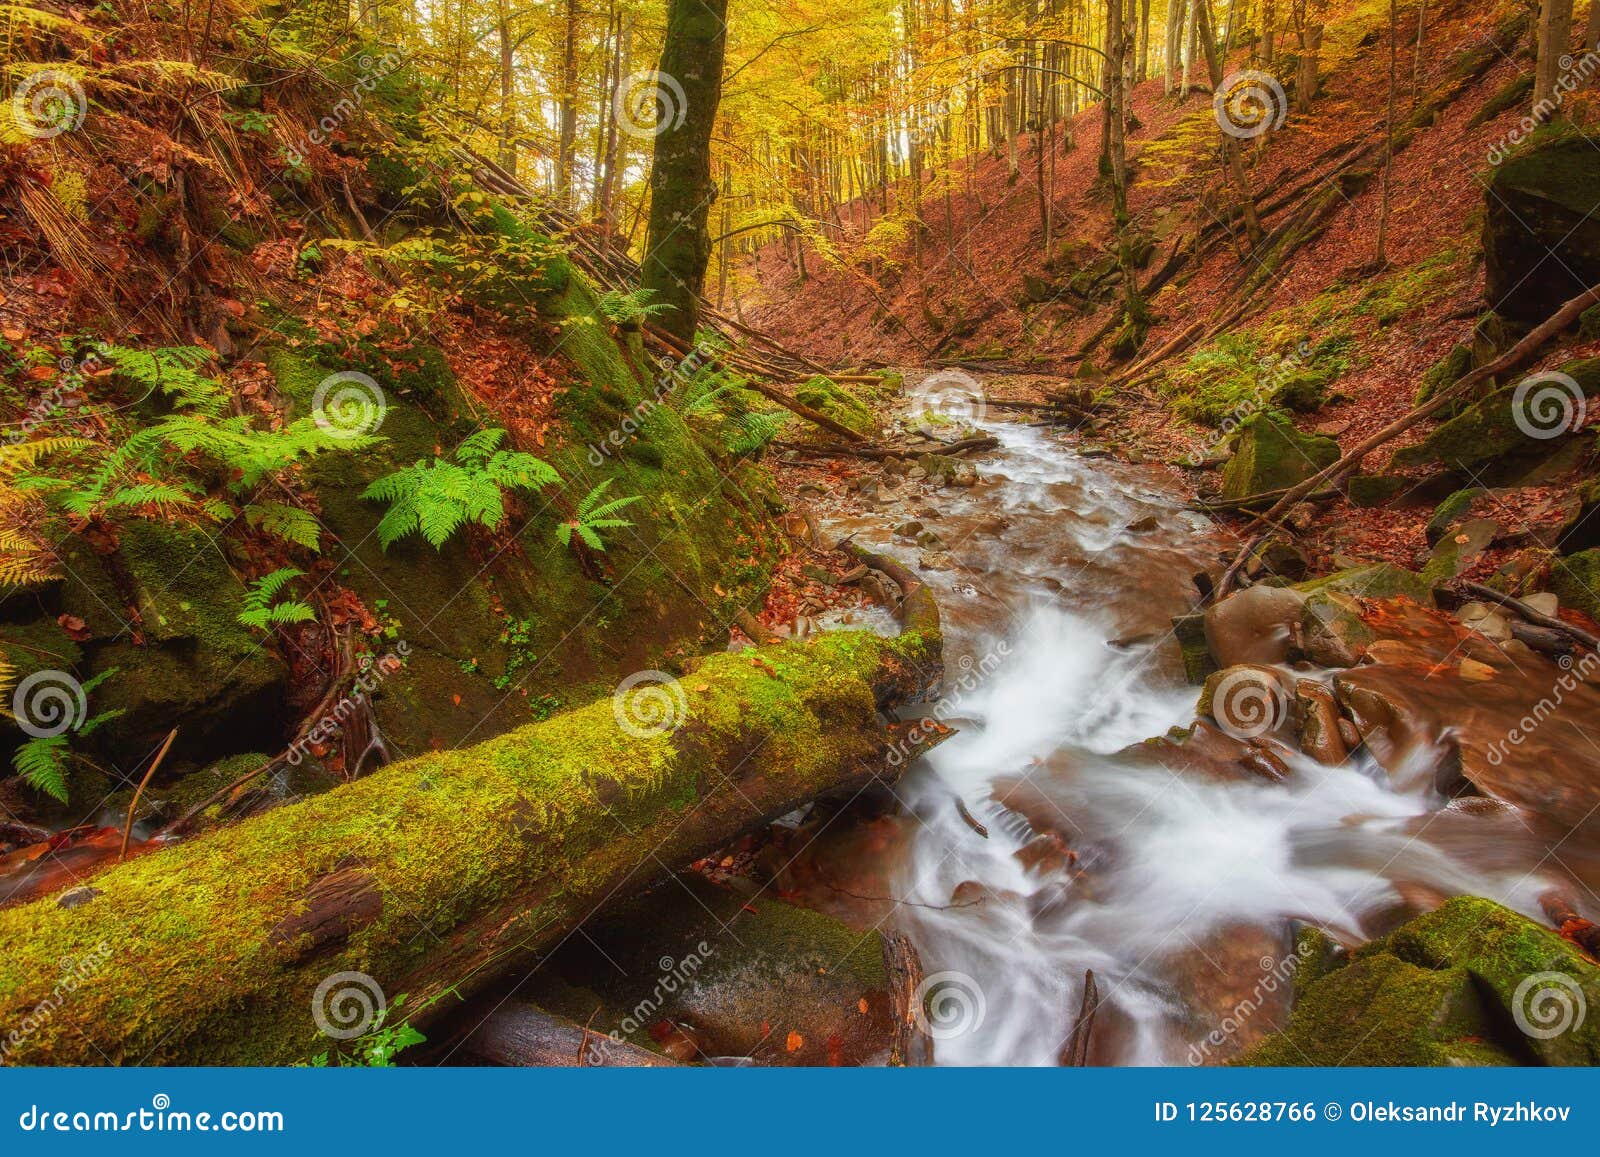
1453 580 1600 652
120 728 176 861
1244 281 1600 535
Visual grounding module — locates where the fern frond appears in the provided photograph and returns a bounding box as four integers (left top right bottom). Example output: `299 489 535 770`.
13 735 70 802
245 502 322 551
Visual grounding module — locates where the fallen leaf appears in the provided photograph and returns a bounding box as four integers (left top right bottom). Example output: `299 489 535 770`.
784 1030 804 1053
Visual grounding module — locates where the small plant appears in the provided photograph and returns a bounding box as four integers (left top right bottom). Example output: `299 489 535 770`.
237 567 317 630
362 427 559 550
596 288 673 328
0 437 91 588
556 480 642 552
307 993 427 1068
10 668 123 803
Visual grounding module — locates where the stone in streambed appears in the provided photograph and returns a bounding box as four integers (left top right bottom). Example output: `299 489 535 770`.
1203 584 1307 668
1241 897 1600 1066
1295 680 1348 766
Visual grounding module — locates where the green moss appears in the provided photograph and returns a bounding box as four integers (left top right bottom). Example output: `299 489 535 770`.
1296 563 1432 604
0 617 934 1064
1414 342 1473 409
1549 548 1600 622
795 375 877 437
1345 475 1409 508
1468 74 1535 129
1392 357 1600 475
1425 486 1485 546
1244 898 1600 1066
1220 413 1340 501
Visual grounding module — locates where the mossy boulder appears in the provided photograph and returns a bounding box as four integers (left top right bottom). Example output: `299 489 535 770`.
1219 413 1339 502
795 375 877 438
1485 134 1600 323
1295 562 1433 605
1413 342 1473 410
1390 357 1600 479
1243 897 1600 1066
1345 475 1410 508
1425 486 1486 546
20 519 290 769
1549 548 1600 623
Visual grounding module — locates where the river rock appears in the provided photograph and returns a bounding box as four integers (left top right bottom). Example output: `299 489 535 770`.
1203 585 1307 667
521 874 895 1066
1198 665 1291 739
1549 549 1600 624
1294 680 1348 766
1421 517 1499 585
1244 897 1600 1065
1298 590 1373 668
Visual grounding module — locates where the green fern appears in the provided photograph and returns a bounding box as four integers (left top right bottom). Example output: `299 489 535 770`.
596 288 674 327
9 668 122 803
556 480 642 552
362 428 559 550
245 502 323 552
237 567 317 630
106 345 226 416
13 735 70 802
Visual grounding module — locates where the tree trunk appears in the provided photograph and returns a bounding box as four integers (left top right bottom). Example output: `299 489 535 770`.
1535 0 1576 115
496 0 517 177
553 0 581 205
639 0 730 344
0 610 943 1064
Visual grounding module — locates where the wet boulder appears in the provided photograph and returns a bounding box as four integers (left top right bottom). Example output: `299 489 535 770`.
1484 134 1600 324
1219 413 1340 502
1203 584 1306 667
521 874 896 1066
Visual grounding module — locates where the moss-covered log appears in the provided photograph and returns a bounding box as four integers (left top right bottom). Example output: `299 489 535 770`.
0 614 939 1065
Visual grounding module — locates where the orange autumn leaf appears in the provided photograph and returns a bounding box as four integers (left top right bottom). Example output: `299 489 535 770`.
784 1031 804 1053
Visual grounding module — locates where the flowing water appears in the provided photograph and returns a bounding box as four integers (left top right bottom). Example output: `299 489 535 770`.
824 386 1573 1066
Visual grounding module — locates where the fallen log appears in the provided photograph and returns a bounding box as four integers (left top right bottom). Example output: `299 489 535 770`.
0 615 942 1064
460 1001 678 1067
